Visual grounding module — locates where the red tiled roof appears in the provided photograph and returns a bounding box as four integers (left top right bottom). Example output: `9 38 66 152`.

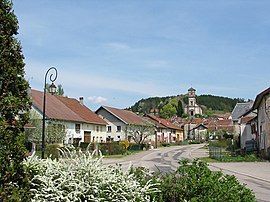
144 116 166 128
146 114 183 130
206 119 234 132
98 106 146 125
31 89 107 125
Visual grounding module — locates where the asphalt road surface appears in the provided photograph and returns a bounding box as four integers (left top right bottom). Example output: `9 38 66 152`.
104 144 270 202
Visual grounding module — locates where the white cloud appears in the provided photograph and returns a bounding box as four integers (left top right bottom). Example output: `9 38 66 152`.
88 96 107 104
24 60 170 97
146 60 168 68
104 42 130 50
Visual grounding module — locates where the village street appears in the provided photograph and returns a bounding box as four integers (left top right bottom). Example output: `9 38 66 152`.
103 144 270 202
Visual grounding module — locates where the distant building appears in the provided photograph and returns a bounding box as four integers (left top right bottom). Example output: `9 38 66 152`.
231 102 253 137
145 114 184 143
184 87 202 117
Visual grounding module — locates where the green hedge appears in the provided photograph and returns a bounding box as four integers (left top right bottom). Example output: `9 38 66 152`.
129 160 256 202
99 142 125 155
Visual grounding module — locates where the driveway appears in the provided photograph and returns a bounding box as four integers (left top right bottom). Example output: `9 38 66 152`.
103 144 270 202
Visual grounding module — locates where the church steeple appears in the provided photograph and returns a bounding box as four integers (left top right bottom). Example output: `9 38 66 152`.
188 87 196 98
184 87 202 117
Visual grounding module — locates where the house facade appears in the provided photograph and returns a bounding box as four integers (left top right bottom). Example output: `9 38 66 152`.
95 106 147 142
145 114 184 143
239 116 257 150
31 89 107 144
231 102 253 137
250 88 270 158
189 124 208 141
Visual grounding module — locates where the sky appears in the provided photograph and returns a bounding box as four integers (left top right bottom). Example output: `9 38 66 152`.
13 0 270 110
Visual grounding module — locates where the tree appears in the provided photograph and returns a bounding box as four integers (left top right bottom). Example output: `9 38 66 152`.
26 111 66 144
126 123 155 148
170 98 184 117
57 84 64 96
160 103 177 119
46 120 66 144
0 0 31 200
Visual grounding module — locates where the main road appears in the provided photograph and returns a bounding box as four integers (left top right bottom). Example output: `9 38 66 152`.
103 144 270 202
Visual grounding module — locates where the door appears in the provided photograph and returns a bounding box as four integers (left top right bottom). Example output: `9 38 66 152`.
84 131 91 143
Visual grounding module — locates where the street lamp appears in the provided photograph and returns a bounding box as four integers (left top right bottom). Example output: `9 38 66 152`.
42 67 58 159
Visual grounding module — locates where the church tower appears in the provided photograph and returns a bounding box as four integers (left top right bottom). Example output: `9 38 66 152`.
184 87 202 117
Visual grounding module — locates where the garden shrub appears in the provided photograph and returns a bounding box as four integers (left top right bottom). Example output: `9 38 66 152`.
161 143 171 147
209 139 229 148
45 144 61 159
129 143 143 151
99 142 126 155
24 149 159 201
189 140 201 144
217 154 261 162
78 142 93 150
157 160 256 202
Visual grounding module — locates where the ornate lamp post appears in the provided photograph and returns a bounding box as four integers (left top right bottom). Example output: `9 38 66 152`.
42 67 58 159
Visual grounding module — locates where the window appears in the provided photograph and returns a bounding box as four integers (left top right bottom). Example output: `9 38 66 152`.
117 126 121 132
75 124 80 133
96 126 99 132
107 126 112 132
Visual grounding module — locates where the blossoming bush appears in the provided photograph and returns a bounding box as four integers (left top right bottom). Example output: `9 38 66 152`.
24 149 159 202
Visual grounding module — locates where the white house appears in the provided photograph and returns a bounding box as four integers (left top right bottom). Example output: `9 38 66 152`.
95 106 147 142
239 116 257 150
190 123 208 141
31 89 107 144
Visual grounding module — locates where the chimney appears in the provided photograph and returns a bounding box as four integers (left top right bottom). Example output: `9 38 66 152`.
79 97 84 105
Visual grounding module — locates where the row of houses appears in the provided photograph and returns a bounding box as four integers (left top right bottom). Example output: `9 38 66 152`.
170 87 270 159
236 88 270 158
30 86 270 158
30 89 183 146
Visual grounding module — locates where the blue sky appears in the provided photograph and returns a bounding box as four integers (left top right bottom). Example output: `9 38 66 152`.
13 0 270 110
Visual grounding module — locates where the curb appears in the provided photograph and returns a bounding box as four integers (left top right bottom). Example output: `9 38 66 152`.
189 146 270 184
208 164 270 184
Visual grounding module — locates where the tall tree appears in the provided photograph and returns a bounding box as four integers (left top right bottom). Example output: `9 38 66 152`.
126 123 155 148
56 84 64 96
0 0 31 200
160 103 177 119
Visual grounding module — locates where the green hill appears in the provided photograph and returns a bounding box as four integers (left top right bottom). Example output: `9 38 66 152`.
129 94 246 119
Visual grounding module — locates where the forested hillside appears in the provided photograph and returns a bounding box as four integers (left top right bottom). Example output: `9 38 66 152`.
129 94 246 119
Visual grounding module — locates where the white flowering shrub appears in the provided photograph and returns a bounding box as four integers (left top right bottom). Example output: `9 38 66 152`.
24 149 159 202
